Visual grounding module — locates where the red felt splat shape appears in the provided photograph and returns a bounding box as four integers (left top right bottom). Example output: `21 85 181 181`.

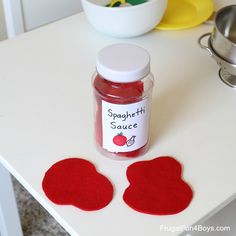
123 156 193 215
42 158 113 211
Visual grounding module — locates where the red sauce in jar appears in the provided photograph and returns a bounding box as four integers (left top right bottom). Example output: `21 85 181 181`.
93 74 148 158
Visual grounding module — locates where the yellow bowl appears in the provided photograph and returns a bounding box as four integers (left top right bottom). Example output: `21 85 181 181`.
156 0 214 30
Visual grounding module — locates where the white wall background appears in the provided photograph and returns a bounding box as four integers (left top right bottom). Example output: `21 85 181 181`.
21 0 82 31
0 0 7 40
1 0 82 38
214 0 236 10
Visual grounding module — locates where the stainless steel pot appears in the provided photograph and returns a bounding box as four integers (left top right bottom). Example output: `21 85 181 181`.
211 5 236 64
198 33 236 88
198 33 236 76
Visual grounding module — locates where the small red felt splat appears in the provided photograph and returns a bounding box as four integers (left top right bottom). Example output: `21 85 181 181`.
123 156 193 215
42 158 113 211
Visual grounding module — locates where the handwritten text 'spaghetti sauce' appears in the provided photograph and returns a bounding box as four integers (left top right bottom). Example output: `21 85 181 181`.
93 44 154 160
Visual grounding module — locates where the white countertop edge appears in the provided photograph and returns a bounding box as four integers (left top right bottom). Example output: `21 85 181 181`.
0 154 80 236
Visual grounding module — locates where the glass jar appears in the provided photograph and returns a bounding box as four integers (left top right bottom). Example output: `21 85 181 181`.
93 43 154 160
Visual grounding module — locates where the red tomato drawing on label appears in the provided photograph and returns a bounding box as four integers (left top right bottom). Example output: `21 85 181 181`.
113 133 127 146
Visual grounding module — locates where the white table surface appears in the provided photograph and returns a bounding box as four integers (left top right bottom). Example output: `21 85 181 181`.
0 13 235 236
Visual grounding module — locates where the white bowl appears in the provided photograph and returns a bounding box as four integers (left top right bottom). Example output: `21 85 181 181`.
81 0 167 38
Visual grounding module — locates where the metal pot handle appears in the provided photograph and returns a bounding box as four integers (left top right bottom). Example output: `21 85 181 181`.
198 33 212 56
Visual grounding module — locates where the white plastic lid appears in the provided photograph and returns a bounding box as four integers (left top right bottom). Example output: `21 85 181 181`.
96 44 150 83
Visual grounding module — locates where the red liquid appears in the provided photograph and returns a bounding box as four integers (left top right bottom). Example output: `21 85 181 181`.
93 74 148 158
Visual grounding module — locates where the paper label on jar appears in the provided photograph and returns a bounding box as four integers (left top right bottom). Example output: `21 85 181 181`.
102 99 150 152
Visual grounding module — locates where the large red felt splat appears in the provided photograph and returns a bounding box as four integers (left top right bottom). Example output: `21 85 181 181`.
123 156 193 215
42 158 113 211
